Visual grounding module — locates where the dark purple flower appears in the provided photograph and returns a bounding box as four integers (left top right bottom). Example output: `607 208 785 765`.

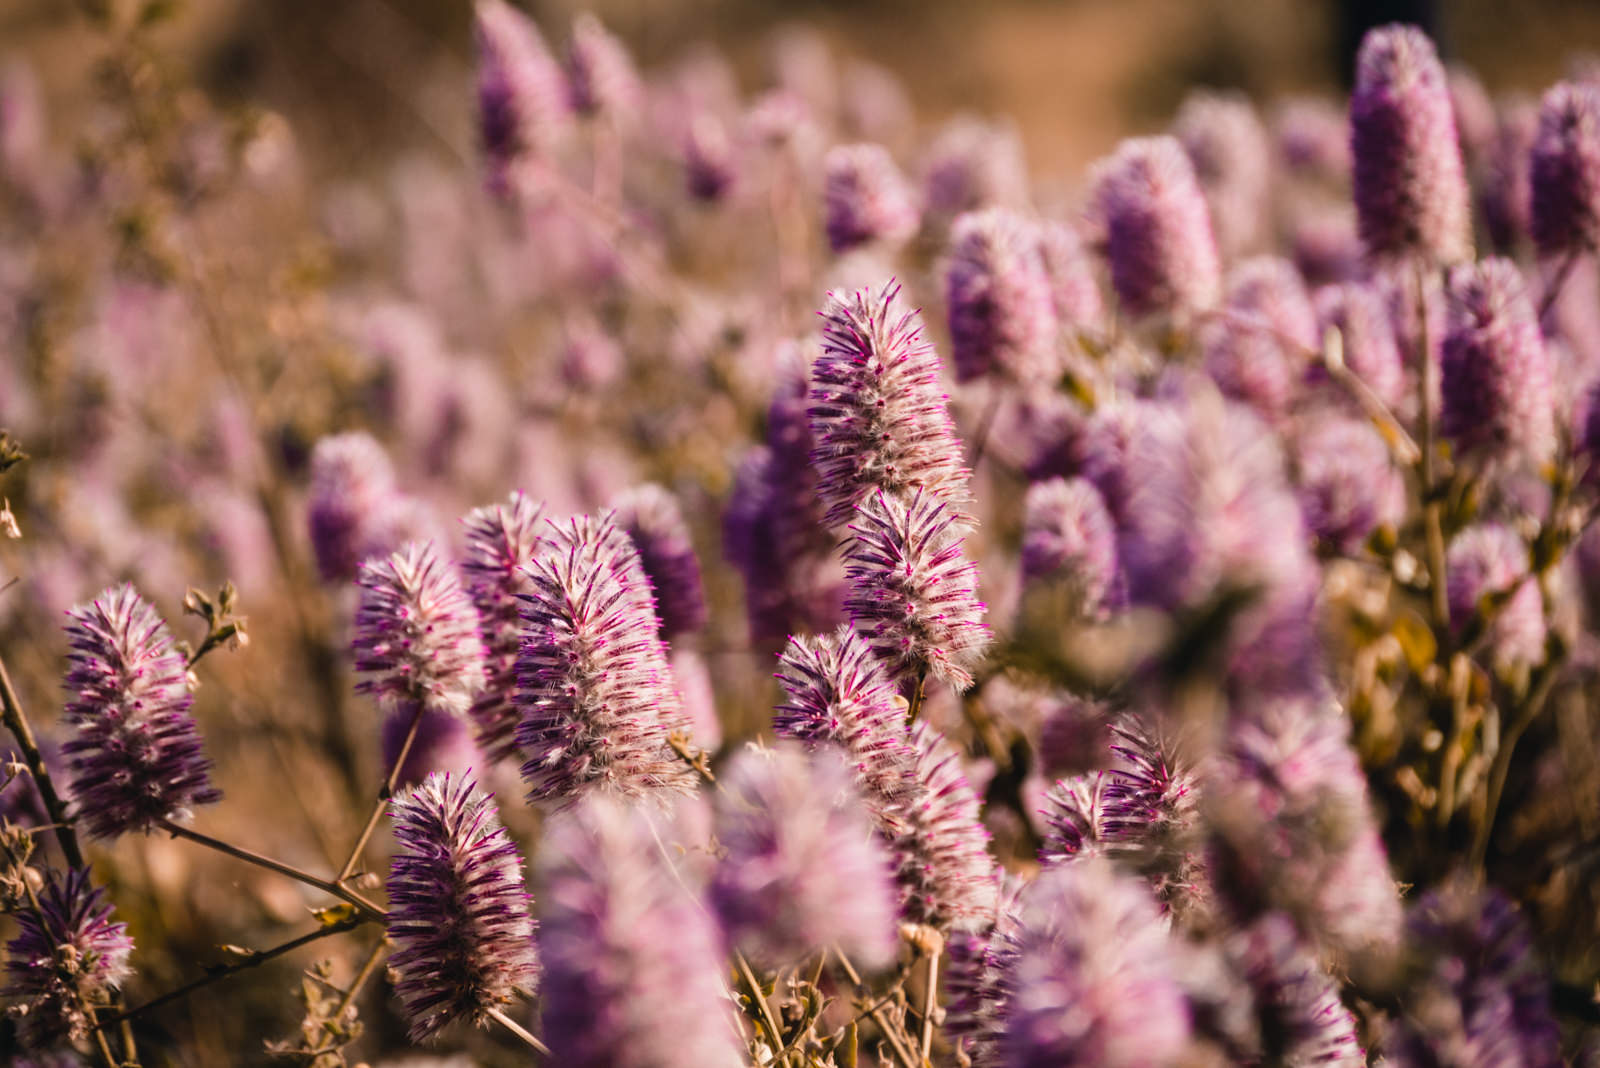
565 12 640 122
1311 281 1407 413
460 491 547 765
1275 97 1352 183
307 431 399 584
1447 523 1545 670
844 487 992 692
538 796 744 1068
61 584 221 839
515 515 697 805
1440 258 1556 467
1529 81 1600 257
474 0 571 195
682 112 736 202
1229 914 1364 1067
1091 135 1222 320
1349 25 1473 263
710 744 898 969
353 541 487 717
386 773 538 1041
1292 413 1407 554
382 704 483 790
1033 220 1106 334
611 483 708 639
824 143 919 253
1204 257 1318 424
944 208 1058 385
808 280 971 529
3 869 132 1048
945 877 1024 1068
889 722 997 930
921 116 1030 224
1000 858 1191 1067
773 625 915 803
1175 90 1272 260
1482 97 1539 254
1020 477 1121 618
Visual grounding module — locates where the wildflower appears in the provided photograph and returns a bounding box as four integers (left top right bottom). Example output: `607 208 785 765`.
1312 281 1407 412
889 722 997 929
1175 90 1272 259
1229 914 1364 1067
460 492 546 764
1446 523 1546 671
1204 257 1318 424
611 483 708 639
307 431 399 584
474 0 571 194
1019 477 1121 618
1292 414 1407 554
921 116 1030 224
3 869 132 1048
1529 81 1600 257
353 541 487 717
1034 219 1105 334
823 143 919 253
945 877 1024 1068
565 13 640 122
1481 98 1539 253
944 208 1059 385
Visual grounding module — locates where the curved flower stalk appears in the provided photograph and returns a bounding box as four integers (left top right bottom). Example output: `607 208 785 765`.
307 431 400 584
61 584 221 839
611 482 708 639
1174 89 1272 260
386 773 538 1041
1348 24 1473 263
3 869 133 1048
709 744 899 969
808 280 970 529
1203 256 1318 424
888 721 997 930
944 207 1058 385
538 795 744 1068
353 541 487 718
844 487 992 692
515 514 697 806
474 0 571 195
1529 80 1600 258
460 491 547 764
823 142 919 253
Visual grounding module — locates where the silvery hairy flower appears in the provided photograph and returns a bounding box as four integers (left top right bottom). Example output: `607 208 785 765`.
808 280 970 529
1447 522 1546 671
1175 89 1272 259
3 869 133 1048
61 584 220 839
538 796 744 1068
1439 258 1556 467
823 143 919 253
515 514 697 806
1312 281 1407 413
710 744 899 969
1092 135 1222 320
473 0 571 195
460 491 546 764
1204 256 1318 424
386 773 538 1041
844 487 992 692
1349 24 1473 263
1529 80 1600 257
307 431 400 584
611 483 708 639
1293 413 1407 554
888 721 997 929
1020 476 1122 619
944 208 1058 385
353 541 487 717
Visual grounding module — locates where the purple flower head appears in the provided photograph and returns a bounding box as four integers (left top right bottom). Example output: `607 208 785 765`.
1446 523 1545 670
1091 135 1222 320
921 116 1030 224
1312 281 1407 413
515 514 697 806
682 112 736 202
888 722 997 929
538 795 744 1068
61 585 220 839
1034 219 1106 333
473 0 571 195
1529 81 1600 257
1440 258 1556 467
3 869 132 1048
1482 98 1539 253
611 483 708 639
460 492 547 765
823 143 919 253
773 625 916 804
710 744 899 969
1020 477 1121 619
1291 206 1366 286
945 878 1024 1068
1229 914 1364 1067
844 487 992 692
1275 97 1352 183
1175 90 1273 260
353 541 487 717
1204 257 1318 423
564 12 640 122
1075 397 1163 525
1293 413 1407 554
1388 882 1562 1068
1349 25 1473 263
307 431 399 584
386 773 538 1041
1038 772 1112 864
1000 858 1192 1068
808 280 971 529
944 208 1059 385
382 704 483 790
723 447 838 645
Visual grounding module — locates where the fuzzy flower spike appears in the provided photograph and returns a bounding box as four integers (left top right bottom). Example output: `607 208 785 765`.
3 869 133 1048
1529 80 1600 258
944 207 1059 386
61 584 221 839
611 482 709 639
473 0 571 195
385 773 539 1041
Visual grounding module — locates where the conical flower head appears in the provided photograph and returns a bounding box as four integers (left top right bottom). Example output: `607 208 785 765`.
944 208 1059 385
61 584 221 839
386 773 539 1041
460 491 547 764
1039 772 1113 865
1174 89 1272 260
3 869 132 1048
564 12 640 122
1020 477 1121 619
353 541 487 716
1349 24 1473 263
1091 135 1222 320
824 142 919 253
539 796 744 1068
888 721 997 929
1228 914 1364 1067
773 625 916 804
1293 413 1407 554
1529 81 1600 257
1439 258 1556 467
611 483 708 639
1203 257 1317 424
473 0 571 195
1000 858 1191 1067
945 877 1024 1068
808 280 971 529
515 514 697 806
844 487 992 692
710 745 899 969
1034 219 1105 333
1446 522 1546 670
307 431 399 584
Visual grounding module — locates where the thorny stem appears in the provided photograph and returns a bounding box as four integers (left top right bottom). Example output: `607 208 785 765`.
735 949 790 1063
335 700 426 885
834 947 919 1068
669 730 717 784
488 1006 552 1056
918 950 939 1061
0 652 85 870
157 819 385 920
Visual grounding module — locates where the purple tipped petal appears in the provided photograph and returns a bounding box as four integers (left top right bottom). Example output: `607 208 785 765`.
1229 914 1364 1067
944 208 1059 385
889 721 997 929
1020 477 1121 619
3 870 133 1048
353 541 487 717
611 483 708 639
